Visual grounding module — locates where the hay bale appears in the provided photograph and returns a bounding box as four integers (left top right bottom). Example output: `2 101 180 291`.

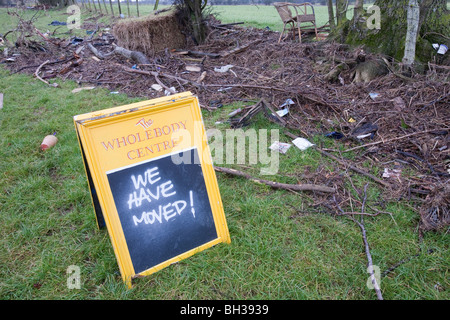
113 9 186 56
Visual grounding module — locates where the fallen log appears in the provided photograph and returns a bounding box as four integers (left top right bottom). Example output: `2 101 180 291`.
214 166 336 193
87 43 151 65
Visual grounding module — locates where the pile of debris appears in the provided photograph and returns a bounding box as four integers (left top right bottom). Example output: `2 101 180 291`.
1 9 449 232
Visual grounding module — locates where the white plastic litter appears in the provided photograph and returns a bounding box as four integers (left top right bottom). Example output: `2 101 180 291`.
279 98 295 108
214 65 234 73
151 84 163 91
275 107 289 117
165 87 177 95
437 44 448 55
269 141 292 154
292 137 315 151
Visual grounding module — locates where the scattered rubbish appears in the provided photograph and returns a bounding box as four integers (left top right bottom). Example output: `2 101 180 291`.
48 21 67 26
40 133 58 151
165 87 177 96
119 14 125 19
0 93 3 110
218 87 233 92
214 65 234 73
292 137 315 151
215 121 222 125
228 108 242 117
351 122 378 140
325 131 344 139
432 43 440 50
275 107 289 117
356 133 372 139
110 91 119 94
151 84 163 91
348 117 356 123
86 30 95 35
209 100 223 109
279 98 294 108
369 92 380 100
185 65 202 72
437 44 448 55
382 168 402 179
131 64 138 69
269 141 292 154
228 102 264 128
197 71 207 83
72 86 95 93
71 37 83 45
5 57 15 62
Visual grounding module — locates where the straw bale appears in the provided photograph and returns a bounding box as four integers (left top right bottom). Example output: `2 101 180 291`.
113 9 186 56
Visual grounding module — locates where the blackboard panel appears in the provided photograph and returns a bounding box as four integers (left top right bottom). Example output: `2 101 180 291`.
107 147 218 275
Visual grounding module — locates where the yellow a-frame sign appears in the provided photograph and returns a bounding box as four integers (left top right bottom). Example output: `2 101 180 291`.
74 92 230 287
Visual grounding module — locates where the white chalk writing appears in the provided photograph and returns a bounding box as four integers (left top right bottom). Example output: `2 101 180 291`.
127 166 196 226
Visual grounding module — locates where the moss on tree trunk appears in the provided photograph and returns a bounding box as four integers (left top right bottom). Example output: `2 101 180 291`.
331 0 450 66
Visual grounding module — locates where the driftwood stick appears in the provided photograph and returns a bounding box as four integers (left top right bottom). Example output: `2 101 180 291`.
154 74 175 94
358 185 383 300
116 63 201 87
34 60 58 87
87 43 151 65
87 42 105 59
214 166 336 193
333 186 383 301
112 44 151 65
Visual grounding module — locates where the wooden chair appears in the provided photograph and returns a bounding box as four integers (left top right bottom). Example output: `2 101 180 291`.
274 2 319 44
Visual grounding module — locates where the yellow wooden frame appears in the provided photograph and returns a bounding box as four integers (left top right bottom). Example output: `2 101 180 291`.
74 92 230 288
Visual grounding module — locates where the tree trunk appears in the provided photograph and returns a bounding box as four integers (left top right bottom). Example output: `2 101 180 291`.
330 0 450 66
177 0 207 45
353 0 364 22
327 0 335 29
403 0 420 67
336 0 348 26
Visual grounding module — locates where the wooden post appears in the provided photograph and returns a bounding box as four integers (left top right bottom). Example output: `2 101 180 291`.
118 0 122 15
109 0 114 16
102 0 109 14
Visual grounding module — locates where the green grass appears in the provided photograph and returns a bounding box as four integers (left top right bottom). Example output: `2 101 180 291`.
0 6 449 300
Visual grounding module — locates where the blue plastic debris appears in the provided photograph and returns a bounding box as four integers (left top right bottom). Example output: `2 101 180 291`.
48 21 67 26
325 131 344 139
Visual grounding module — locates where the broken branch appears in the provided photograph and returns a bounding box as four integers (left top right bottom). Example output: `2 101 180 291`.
214 166 336 193
34 60 58 88
342 130 439 153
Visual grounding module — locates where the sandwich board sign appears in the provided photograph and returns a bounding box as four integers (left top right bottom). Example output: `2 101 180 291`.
74 92 230 287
